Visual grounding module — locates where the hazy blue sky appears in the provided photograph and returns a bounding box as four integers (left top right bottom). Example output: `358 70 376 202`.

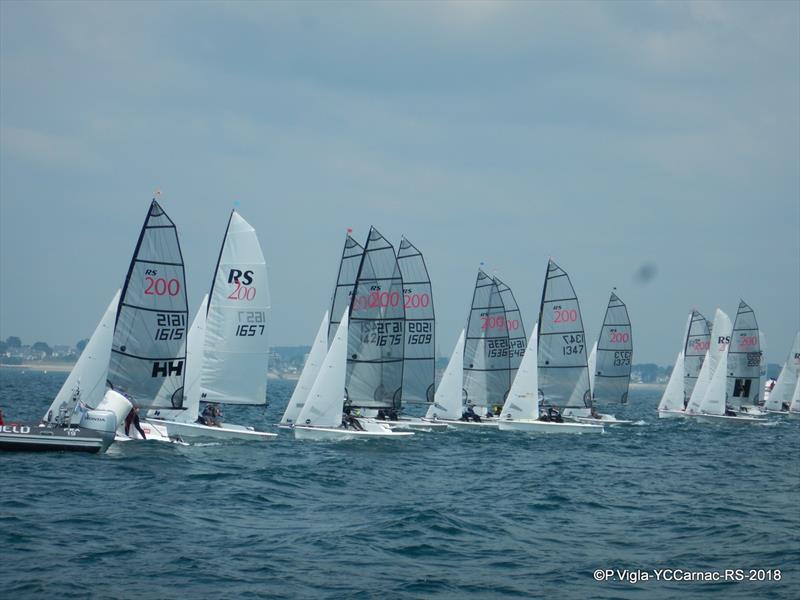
1 1 798 364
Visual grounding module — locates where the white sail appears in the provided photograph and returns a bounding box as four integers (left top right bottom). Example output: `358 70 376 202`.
280 311 329 426
593 292 633 404
707 308 732 376
425 330 465 420
397 237 435 405
152 295 208 423
726 300 761 410
108 200 188 410
44 290 120 422
686 351 712 414
297 311 349 428
765 331 800 411
700 350 729 416
790 377 800 413
201 211 270 406
501 323 540 421
587 342 597 395
658 351 685 412
463 270 510 408
537 260 591 410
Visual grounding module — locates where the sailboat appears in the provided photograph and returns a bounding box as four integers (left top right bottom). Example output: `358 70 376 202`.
685 308 732 416
2 292 132 453
423 330 465 424
293 310 413 440
370 236 447 430
573 292 634 426
148 211 276 441
657 310 712 418
498 323 604 434
725 300 767 417
102 199 190 442
537 260 604 429
789 377 800 417
764 331 800 414
693 343 765 425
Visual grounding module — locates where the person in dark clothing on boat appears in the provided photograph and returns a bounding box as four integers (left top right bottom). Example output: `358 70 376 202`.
461 405 480 422
388 409 399 421
377 409 387 420
546 406 563 423
124 407 147 439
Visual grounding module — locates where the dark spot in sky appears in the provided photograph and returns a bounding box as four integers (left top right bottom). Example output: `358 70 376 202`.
634 263 657 284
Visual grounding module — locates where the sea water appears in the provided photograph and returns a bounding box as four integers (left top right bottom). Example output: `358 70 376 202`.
0 369 797 599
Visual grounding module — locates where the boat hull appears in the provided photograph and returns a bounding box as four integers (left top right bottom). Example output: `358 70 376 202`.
151 419 277 441
293 425 414 441
573 416 634 426
691 414 766 425
0 423 112 453
498 419 604 434
434 419 499 430
380 418 450 431
657 409 687 419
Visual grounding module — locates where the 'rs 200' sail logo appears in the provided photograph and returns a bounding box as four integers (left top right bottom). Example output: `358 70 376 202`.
228 269 254 285
152 360 184 378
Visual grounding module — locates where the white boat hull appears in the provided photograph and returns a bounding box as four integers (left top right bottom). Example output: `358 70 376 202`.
573 415 634 426
381 418 450 431
152 419 277 441
657 409 687 419
434 419 499 430
690 413 766 425
498 419 604 434
293 425 414 441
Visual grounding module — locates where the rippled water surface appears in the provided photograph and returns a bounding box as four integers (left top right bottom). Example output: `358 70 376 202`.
1 369 798 599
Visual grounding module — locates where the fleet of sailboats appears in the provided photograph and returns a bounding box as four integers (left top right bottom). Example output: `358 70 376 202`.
5 198 795 455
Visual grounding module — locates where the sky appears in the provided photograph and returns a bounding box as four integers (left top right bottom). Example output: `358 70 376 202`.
1 0 798 365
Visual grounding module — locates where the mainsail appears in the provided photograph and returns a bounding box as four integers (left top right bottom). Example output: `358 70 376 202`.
463 269 510 409
397 237 435 404
346 227 405 409
537 260 591 409
592 292 633 404
494 276 527 388
683 310 711 404
200 211 270 406
108 200 188 409
329 233 364 346
726 300 761 409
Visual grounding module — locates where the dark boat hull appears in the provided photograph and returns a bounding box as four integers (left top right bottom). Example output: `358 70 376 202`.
0 423 112 453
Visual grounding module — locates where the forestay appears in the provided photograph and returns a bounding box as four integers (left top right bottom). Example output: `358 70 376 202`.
329 233 364 346
765 331 800 411
108 200 188 409
495 276 527 387
683 310 711 404
726 300 761 409
45 290 120 422
463 270 510 409
201 211 270 406
592 292 633 404
501 323 539 421
397 237 435 404
537 260 591 409
346 227 405 409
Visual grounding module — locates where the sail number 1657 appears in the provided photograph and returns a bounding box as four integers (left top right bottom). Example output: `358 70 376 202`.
236 311 266 336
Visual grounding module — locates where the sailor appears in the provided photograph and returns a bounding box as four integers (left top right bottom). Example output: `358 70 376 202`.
200 404 215 426
124 406 147 439
211 404 223 428
377 409 387 420
388 408 399 421
0 408 4 426
590 407 601 420
547 406 563 423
